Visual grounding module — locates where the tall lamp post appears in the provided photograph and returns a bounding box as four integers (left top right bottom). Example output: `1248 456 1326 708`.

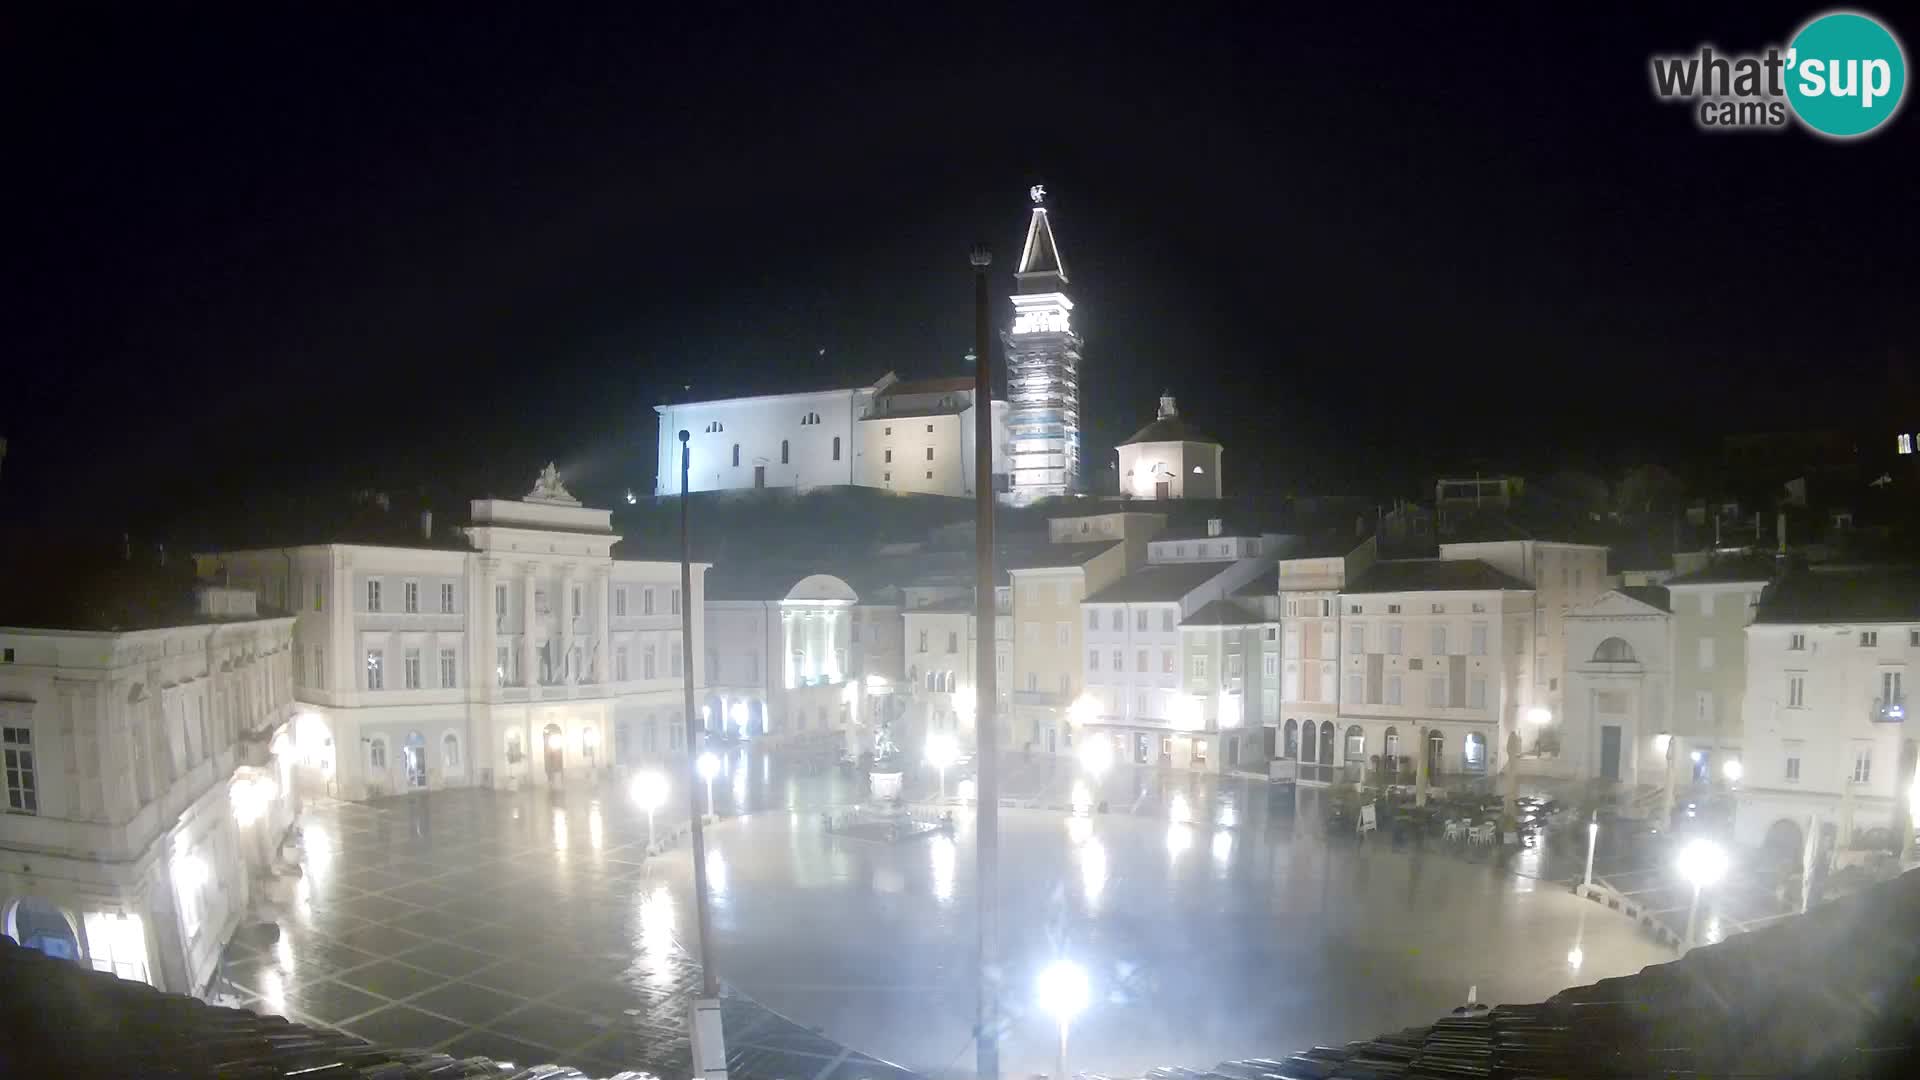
698 751 722 818
631 770 668 849
1037 960 1089 1080
1676 837 1728 952
927 732 960 800
970 240 1001 1080
678 429 727 1079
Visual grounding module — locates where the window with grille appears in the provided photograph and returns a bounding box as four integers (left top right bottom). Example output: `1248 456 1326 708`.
3 727 36 814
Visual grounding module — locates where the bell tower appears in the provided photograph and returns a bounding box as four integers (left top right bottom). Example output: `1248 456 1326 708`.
1002 185 1083 504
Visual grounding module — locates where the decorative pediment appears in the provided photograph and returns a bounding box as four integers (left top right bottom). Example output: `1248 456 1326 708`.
1572 590 1669 619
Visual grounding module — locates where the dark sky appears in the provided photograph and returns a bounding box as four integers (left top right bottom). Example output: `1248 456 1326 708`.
7 4 1915 534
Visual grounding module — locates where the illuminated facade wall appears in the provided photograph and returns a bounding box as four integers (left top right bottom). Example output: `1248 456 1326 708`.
0 612 299 995
1004 195 1082 505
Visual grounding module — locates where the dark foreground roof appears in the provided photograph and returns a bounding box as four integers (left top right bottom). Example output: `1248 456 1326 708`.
1118 414 1219 447
1345 558 1532 594
1113 869 1920 1080
1755 567 1920 625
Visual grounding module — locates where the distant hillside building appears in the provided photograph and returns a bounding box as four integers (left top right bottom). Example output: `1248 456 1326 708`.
652 372 1008 499
1116 394 1223 500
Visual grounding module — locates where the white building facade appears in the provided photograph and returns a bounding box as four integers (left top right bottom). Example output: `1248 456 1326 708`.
208 470 707 802
1735 570 1918 856
1003 188 1084 504
0 590 299 997
1562 588 1674 787
1115 394 1223 501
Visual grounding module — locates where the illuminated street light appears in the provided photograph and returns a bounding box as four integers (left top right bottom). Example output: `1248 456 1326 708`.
1525 706 1552 725
631 770 669 848
1076 731 1114 778
926 732 960 799
697 751 722 816
1677 838 1729 950
1036 959 1090 1080
1721 758 1744 784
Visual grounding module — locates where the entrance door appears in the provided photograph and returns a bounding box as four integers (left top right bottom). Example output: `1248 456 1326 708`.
754 465 766 488
1046 726 1056 754
404 732 428 789
1159 736 1173 767
543 723 564 776
1135 734 1150 764
1599 725 1622 782
1155 480 1170 499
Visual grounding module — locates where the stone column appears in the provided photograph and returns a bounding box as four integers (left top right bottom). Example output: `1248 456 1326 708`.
477 557 499 693
594 568 612 685
558 564 576 684
520 564 537 688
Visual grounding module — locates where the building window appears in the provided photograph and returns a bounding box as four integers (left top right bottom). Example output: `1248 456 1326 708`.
497 645 510 686
1698 638 1715 670
671 641 683 677
369 738 387 770
1161 611 1175 632
1262 653 1277 677
314 580 325 611
732 444 741 467
1348 625 1365 654
1788 674 1805 708
1427 676 1446 707
1469 675 1487 709
367 579 382 612
885 449 893 463
444 733 461 770
615 588 628 617
1788 632 1805 650
925 447 934 461
3 727 36 815
1110 610 1123 631
1282 663 1300 700
883 472 891 482
1851 743 1872 784
1026 672 1038 692
1088 610 1099 630
1162 649 1175 674
1387 604 1402 614
1286 599 1298 617
1192 654 1209 680
615 646 630 681
1344 672 1363 703
1860 630 1879 647
570 587 582 619
671 588 681 614
644 588 656 615
1137 649 1149 672
1911 629 1920 647
1431 626 1448 656
439 648 457 688
1058 673 1071 695
1136 610 1148 631
366 649 385 690
947 631 959 653
919 630 929 653
1089 650 1100 672
1056 623 1069 647
1783 740 1802 782
1901 433 1915 455
1386 624 1403 655
1470 623 1488 656
1386 674 1402 705
781 439 790 464
404 648 422 689
495 584 508 618
644 645 658 680
1284 628 1300 658
440 583 455 613
404 581 419 614
833 436 841 460
313 646 325 689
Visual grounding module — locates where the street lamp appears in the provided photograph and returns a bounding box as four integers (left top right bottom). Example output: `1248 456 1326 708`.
1036 959 1090 1080
1583 813 1599 887
926 732 960 800
631 770 669 848
1676 837 1729 951
697 751 722 817
1076 730 1113 778
1721 758 1744 784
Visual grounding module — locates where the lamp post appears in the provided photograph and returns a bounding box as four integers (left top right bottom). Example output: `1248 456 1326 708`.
631 770 668 849
926 732 959 800
678 429 726 1080
1676 837 1728 952
1582 812 1599 888
1036 959 1089 1080
1076 729 1113 779
697 751 721 817
970 240 1000 1080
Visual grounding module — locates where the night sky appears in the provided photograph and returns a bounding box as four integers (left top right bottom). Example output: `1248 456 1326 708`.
8 4 1915 535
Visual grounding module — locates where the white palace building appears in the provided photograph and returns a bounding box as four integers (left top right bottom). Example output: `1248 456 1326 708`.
208 467 708 804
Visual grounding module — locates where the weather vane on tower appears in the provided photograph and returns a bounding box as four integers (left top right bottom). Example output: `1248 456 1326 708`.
1029 184 1047 204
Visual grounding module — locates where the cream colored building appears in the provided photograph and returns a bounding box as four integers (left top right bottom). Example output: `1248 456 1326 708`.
1562 587 1674 786
1663 556 1774 785
0 587 299 997
1276 537 1376 779
207 469 707 801
1115 394 1223 501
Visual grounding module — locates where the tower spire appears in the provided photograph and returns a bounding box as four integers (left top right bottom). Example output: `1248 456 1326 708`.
1016 185 1068 292
1003 185 1083 505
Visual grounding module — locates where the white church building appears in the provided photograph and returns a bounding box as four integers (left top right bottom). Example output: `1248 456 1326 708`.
653 372 1008 499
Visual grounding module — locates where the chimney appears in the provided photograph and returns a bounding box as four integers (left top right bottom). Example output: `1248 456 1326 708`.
421 509 434 540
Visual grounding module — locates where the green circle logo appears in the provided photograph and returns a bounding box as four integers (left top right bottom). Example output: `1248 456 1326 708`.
1786 11 1907 137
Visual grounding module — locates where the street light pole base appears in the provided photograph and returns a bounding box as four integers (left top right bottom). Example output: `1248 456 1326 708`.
691 997 729 1080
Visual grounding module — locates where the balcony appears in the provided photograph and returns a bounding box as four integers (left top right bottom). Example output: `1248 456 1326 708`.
1873 695 1908 723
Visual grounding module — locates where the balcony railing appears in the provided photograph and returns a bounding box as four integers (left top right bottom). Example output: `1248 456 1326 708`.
1873 695 1908 723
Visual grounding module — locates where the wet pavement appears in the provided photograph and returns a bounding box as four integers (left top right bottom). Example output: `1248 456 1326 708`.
217 748 1675 1079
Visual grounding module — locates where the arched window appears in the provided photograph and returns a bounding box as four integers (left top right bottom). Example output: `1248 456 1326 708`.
1384 725 1400 760
781 439 790 464
1319 721 1336 763
369 738 387 769
1592 637 1637 663
1282 718 1298 758
1426 729 1445 774
832 436 842 461
1298 720 1316 763
1344 725 1365 760
732 444 741 467
442 732 462 770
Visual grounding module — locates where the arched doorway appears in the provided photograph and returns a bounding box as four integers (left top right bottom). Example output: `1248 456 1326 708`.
1426 729 1445 776
1319 721 1336 764
403 732 428 789
4 897 80 962
367 737 389 794
1764 818 1805 867
1344 725 1365 774
1298 720 1315 764
1463 732 1487 773
542 723 564 777
1283 718 1298 758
